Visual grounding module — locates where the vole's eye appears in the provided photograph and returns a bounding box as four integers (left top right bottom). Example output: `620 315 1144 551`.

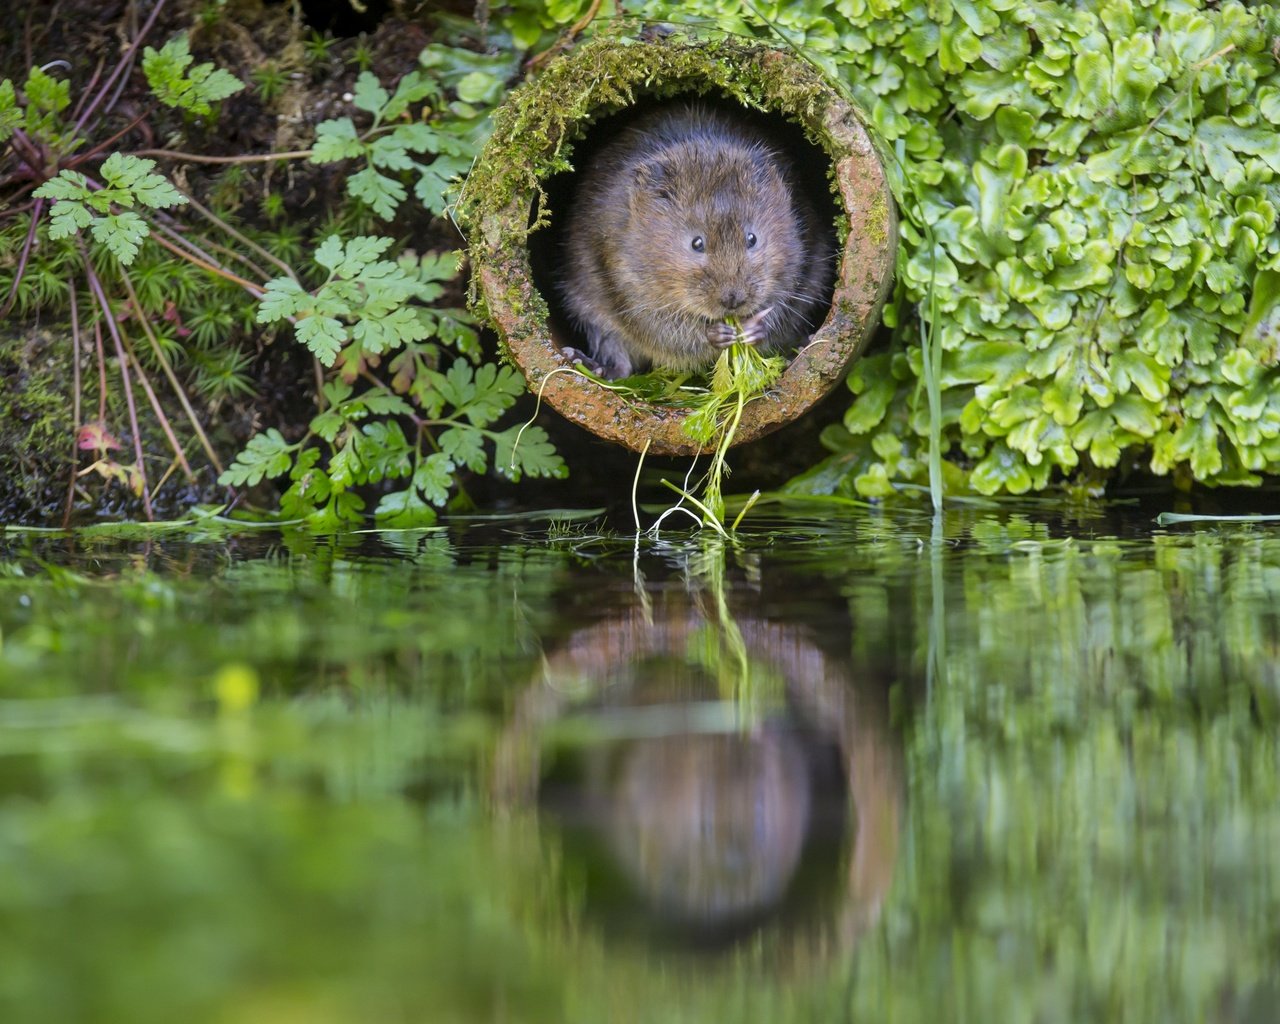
745 232 758 249
691 236 705 253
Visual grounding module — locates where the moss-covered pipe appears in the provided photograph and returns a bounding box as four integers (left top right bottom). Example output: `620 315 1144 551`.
460 33 897 456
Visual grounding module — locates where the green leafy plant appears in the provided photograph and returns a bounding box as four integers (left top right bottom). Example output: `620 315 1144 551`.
309 47 513 219
618 0 1280 498
141 33 244 116
678 342 787 526
3 4 558 527
221 242 566 528
34 154 187 263
249 61 289 103
0 1 252 518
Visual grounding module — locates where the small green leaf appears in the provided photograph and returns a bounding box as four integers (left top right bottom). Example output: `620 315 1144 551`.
439 426 487 472
296 314 346 365
90 212 149 264
347 167 406 219
257 277 308 322
0 79 22 142
455 71 501 105
492 425 567 482
218 429 296 486
44 199 94 239
33 170 91 202
23 66 70 116
336 235 393 276
352 71 390 115
143 34 243 116
313 235 345 273
375 487 438 528
311 118 364 162
383 71 437 121
415 453 456 506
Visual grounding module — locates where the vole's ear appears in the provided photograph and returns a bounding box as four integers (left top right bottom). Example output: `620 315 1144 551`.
634 159 674 203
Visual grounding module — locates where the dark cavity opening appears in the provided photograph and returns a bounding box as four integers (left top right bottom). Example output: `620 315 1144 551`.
294 0 391 36
528 92 842 365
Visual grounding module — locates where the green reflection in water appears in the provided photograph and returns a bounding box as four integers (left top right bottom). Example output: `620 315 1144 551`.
0 512 1276 1023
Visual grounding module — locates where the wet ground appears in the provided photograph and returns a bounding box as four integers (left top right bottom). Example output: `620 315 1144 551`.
0 504 1277 1023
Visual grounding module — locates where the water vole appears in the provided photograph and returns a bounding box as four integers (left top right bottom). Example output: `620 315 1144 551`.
559 103 834 379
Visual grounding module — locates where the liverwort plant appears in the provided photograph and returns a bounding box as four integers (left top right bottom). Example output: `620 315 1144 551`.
620 0 1280 498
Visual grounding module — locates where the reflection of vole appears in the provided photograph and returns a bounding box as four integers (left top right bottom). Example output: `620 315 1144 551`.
560 103 834 379
607 730 812 923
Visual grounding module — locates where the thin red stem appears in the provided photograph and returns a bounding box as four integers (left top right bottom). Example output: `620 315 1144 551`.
118 267 224 474
148 227 264 297
73 0 167 137
69 57 107 124
116 317 196 483
8 127 46 171
68 109 151 167
130 147 315 164
64 281 84 529
94 318 107 425
0 197 45 320
85 264 153 519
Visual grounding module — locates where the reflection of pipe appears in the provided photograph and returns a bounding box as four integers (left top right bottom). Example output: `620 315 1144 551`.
490 593 903 966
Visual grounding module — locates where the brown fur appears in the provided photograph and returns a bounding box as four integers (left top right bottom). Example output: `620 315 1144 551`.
560 103 834 379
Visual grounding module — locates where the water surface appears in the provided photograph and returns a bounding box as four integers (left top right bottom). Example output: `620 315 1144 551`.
0 507 1277 1023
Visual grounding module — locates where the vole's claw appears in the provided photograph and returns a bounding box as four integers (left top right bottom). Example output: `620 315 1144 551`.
561 345 607 377
738 306 773 345
706 321 738 349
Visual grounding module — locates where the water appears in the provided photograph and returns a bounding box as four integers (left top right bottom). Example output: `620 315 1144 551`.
0 507 1277 1023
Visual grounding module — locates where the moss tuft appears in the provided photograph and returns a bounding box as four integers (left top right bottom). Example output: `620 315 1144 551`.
0 328 76 522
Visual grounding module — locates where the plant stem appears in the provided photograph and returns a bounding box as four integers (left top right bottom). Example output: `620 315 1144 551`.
93 317 107 425
118 268 225 473
0 198 44 319
131 147 315 164
922 232 943 512
69 109 152 167
116 318 196 483
180 191 299 280
64 281 84 530
72 0 167 138
7 127 46 172
85 266 153 519
68 57 107 124
147 228 264 297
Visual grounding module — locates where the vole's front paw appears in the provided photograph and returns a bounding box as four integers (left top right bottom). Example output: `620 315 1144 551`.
560 345 606 377
706 321 738 349
737 306 773 346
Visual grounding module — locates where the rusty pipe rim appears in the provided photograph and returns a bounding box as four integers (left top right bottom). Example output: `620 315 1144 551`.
466 34 897 456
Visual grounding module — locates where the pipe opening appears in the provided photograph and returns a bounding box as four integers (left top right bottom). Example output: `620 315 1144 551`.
527 92 844 372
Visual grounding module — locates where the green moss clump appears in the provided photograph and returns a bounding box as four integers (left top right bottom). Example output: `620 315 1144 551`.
0 328 76 522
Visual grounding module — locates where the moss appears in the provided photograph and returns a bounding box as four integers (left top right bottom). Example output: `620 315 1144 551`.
0 328 77 522
863 190 890 248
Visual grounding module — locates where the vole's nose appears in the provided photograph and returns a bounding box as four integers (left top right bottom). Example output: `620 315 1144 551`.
720 289 747 311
